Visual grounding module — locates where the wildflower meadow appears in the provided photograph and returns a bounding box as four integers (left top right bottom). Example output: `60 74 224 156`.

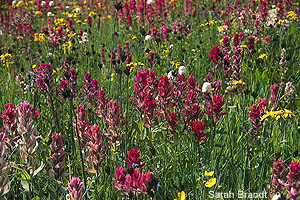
0 0 299 199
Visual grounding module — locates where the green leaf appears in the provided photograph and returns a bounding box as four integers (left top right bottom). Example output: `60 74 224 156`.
21 180 29 192
21 170 31 181
33 161 45 177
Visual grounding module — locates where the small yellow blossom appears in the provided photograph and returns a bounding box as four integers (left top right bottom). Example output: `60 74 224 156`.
130 67 136 73
17 36 23 39
111 73 114 81
258 54 268 60
89 11 97 17
170 60 181 69
64 41 73 54
132 36 137 40
35 11 42 15
54 18 65 26
0 53 14 68
32 64 36 69
232 80 246 86
287 11 298 21
174 191 185 200
205 171 214 176
205 178 217 188
260 108 295 121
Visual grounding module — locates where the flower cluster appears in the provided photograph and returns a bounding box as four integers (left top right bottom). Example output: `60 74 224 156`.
113 149 154 197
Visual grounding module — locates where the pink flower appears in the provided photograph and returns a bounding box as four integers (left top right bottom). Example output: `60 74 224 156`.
192 121 206 143
113 166 127 189
263 36 270 43
207 94 226 121
126 149 145 169
49 133 66 179
68 177 83 200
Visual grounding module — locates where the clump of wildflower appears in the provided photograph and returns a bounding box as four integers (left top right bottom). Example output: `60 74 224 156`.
270 160 285 193
0 53 14 68
17 101 40 167
285 161 300 199
49 133 66 180
207 94 226 122
249 98 268 136
270 84 279 105
105 100 122 145
81 73 99 106
0 132 10 196
68 177 83 200
87 125 105 171
0 103 17 137
126 149 145 169
74 105 91 147
285 82 295 96
113 150 154 197
208 45 221 71
192 120 206 144
165 112 177 133
260 108 295 121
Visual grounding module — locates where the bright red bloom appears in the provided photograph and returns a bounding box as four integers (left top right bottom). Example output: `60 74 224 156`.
126 149 145 169
207 94 226 121
192 120 206 144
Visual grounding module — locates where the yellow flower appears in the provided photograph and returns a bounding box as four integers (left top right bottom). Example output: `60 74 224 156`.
205 171 214 176
1 53 14 67
169 0 175 4
38 33 46 42
162 49 169 57
111 73 114 81
260 108 295 121
287 11 298 21
174 191 185 200
170 60 181 69
218 25 225 32
258 54 268 60
130 67 136 73
35 11 42 15
54 18 65 26
205 178 217 188
32 64 36 69
132 36 137 40
232 80 246 86
282 109 295 119
17 36 23 39
89 11 97 17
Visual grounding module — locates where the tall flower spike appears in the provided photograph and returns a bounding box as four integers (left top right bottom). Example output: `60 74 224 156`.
87 125 105 171
49 133 66 180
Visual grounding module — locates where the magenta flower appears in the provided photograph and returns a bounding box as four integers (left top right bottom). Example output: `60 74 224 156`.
0 103 17 137
87 125 105 171
126 149 145 169
286 161 300 199
207 94 226 121
192 120 206 144
68 177 83 200
270 84 279 104
165 112 177 132
49 133 66 179
113 166 127 189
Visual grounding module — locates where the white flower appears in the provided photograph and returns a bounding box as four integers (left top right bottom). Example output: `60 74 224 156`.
145 35 152 41
41 1 46 6
202 82 211 93
169 44 174 49
47 52 53 57
272 194 281 200
0 30 2 36
167 71 175 81
178 66 186 75
65 6 70 9
49 1 54 7
75 8 81 13
12 1 17 5
47 12 52 17
18 1 22 5
147 0 153 5
285 82 295 95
